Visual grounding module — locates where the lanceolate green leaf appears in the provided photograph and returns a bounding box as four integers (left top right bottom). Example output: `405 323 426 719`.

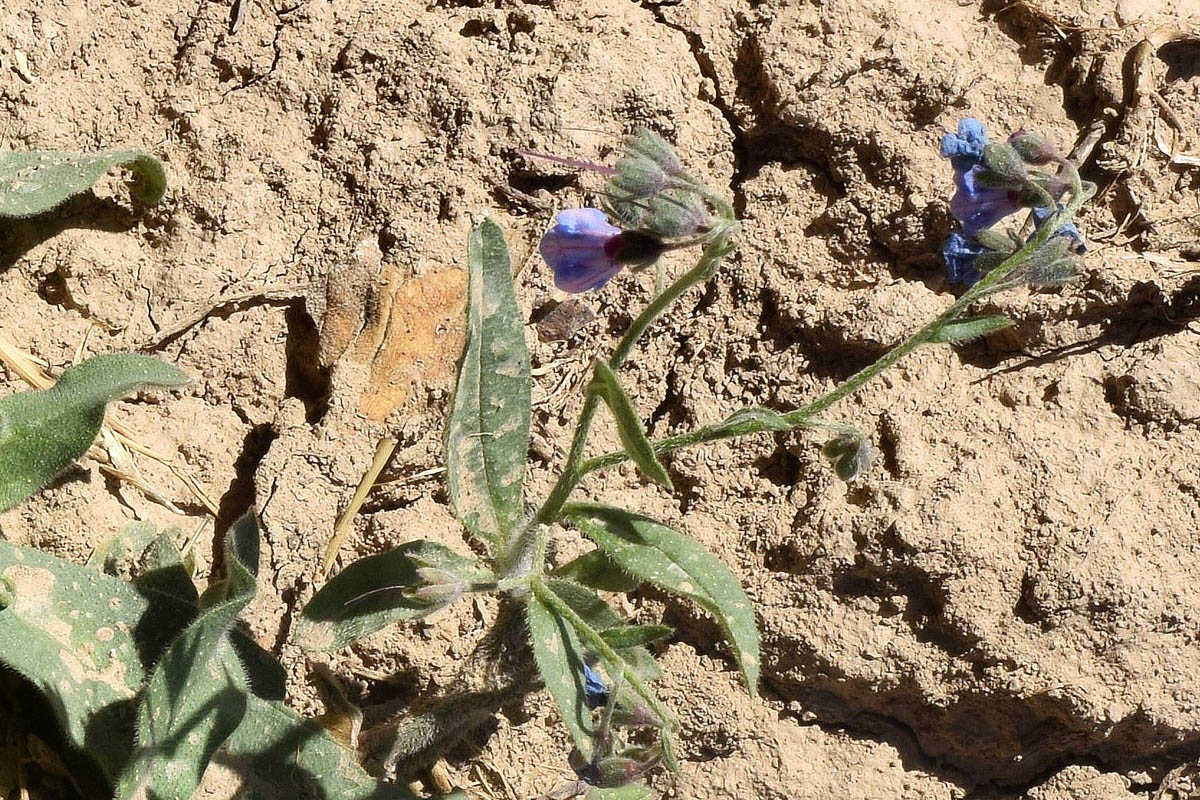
0 149 167 217
526 587 596 760
0 353 188 511
599 623 672 649
930 315 1013 344
552 550 641 593
546 579 661 683
445 218 531 553
589 360 672 490
293 540 491 651
0 528 420 799
563 503 760 696
114 514 260 800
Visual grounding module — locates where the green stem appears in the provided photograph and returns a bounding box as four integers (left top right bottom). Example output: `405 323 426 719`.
577 180 1094 480
530 577 676 729
530 225 738 528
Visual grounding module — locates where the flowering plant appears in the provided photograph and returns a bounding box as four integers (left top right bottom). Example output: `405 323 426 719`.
0 121 1095 799
291 122 1095 796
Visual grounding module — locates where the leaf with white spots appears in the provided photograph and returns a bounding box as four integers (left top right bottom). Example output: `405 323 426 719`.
562 503 760 696
445 218 531 554
114 513 261 800
0 149 167 217
526 587 596 760
0 531 195 779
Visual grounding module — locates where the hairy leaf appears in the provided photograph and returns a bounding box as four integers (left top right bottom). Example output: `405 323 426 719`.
0 354 188 511
599 624 672 649
114 514 260 800
931 315 1012 344
563 503 760 695
527 588 595 759
547 579 661 682
294 540 491 651
552 550 641 593
134 528 199 605
445 218 531 553
589 360 672 490
0 149 166 217
0 537 194 778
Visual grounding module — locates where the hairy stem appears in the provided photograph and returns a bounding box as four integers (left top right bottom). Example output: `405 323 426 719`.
578 180 1094 479
528 225 737 531
530 577 676 730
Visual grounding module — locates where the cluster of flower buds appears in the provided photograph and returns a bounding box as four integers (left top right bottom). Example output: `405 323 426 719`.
940 119 1086 287
538 129 722 293
821 432 874 482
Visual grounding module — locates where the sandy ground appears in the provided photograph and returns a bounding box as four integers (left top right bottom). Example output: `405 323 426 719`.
2 0 1200 797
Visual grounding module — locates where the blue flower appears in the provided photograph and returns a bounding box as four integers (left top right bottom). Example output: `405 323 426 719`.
949 165 1026 235
942 118 1025 235
539 208 626 293
940 118 989 172
942 232 990 286
583 663 611 710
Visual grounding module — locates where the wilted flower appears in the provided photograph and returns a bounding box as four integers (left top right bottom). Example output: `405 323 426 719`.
539 208 663 293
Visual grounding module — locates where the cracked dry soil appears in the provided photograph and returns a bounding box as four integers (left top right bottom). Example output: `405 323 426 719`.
3 0 1200 797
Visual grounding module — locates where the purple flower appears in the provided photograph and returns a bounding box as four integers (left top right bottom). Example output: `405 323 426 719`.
540 208 625 293
583 663 610 710
950 167 1025 235
942 118 1025 235
942 232 989 286
539 208 664 293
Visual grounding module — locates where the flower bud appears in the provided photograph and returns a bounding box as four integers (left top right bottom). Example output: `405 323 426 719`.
981 143 1028 184
624 128 683 176
643 187 711 238
822 433 874 482
611 154 671 199
1008 130 1059 165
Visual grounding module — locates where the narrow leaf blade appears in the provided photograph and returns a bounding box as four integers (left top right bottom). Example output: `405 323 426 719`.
931 315 1012 344
590 360 672 490
294 541 490 651
444 218 531 552
0 149 167 217
563 503 760 696
526 590 595 759
599 624 673 649
588 787 653 800
552 550 641 593
0 353 188 511
114 513 261 800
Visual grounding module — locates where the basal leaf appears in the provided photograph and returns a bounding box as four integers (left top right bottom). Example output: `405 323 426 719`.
931 315 1012 344
445 218 531 553
590 360 672 490
293 540 491 651
215 692 430 800
0 536 194 779
0 353 188 511
526 588 595 760
114 514 261 800
563 503 760 696
0 149 167 217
